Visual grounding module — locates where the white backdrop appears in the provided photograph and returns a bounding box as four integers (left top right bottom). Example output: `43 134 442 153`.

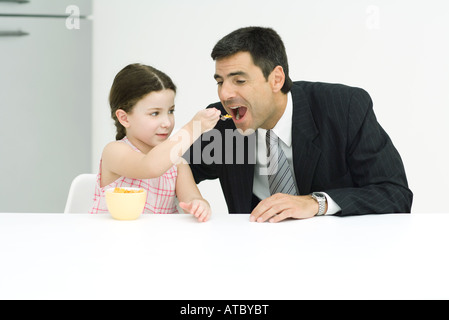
92 0 449 214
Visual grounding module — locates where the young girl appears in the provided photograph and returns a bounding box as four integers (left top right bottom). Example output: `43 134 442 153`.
90 64 221 222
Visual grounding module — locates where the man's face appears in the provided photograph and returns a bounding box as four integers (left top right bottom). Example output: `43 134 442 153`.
214 52 278 134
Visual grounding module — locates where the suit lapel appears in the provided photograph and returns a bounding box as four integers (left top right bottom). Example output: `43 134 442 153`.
222 120 256 213
230 162 255 212
291 84 321 195
240 132 256 212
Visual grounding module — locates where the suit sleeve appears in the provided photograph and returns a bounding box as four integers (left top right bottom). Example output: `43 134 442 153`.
325 89 413 215
182 103 224 184
183 136 219 184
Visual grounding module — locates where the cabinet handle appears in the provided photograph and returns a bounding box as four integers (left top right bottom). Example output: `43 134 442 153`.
0 0 30 3
0 30 29 37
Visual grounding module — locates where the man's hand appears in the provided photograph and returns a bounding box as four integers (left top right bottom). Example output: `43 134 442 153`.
250 194 324 223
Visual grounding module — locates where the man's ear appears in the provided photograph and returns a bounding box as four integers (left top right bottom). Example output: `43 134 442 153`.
115 109 130 128
270 66 286 93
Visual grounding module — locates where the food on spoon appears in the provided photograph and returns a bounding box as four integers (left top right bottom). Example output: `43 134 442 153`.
220 114 233 121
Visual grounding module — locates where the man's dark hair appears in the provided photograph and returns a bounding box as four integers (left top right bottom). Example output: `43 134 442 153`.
211 27 293 94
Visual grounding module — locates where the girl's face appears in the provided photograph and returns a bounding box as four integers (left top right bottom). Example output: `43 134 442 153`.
125 89 175 153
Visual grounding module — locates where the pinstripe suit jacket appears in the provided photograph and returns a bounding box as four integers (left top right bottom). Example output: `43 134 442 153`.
185 81 413 215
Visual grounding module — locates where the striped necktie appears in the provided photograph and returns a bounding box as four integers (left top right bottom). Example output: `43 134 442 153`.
266 130 298 196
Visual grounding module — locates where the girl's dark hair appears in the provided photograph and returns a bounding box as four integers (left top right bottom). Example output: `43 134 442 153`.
211 27 292 94
109 63 176 140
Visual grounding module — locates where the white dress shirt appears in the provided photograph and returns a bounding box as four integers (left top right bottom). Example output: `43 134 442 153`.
252 92 342 215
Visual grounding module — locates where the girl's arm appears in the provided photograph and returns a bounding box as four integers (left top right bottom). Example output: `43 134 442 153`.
176 161 211 222
102 108 220 183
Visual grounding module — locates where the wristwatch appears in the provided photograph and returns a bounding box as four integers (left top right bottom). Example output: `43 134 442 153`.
311 192 327 216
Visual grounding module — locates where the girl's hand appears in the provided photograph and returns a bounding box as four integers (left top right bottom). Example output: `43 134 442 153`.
192 108 221 133
179 199 211 222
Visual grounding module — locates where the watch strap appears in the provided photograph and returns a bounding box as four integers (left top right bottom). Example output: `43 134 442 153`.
311 192 326 216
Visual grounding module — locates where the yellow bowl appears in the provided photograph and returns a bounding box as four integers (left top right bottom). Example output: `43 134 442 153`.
105 187 147 220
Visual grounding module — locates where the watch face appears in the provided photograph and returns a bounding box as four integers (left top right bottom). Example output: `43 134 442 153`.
313 192 325 199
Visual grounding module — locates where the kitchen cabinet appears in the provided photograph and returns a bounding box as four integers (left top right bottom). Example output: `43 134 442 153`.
0 0 92 212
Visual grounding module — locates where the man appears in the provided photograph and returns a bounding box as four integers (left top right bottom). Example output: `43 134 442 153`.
184 27 413 222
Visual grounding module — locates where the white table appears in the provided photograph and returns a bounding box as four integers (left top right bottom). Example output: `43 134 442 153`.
0 212 448 300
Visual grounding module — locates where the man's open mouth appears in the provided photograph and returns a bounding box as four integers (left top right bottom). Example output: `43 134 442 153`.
230 106 248 121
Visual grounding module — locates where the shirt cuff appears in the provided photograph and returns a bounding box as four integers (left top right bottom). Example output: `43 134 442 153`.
321 192 342 215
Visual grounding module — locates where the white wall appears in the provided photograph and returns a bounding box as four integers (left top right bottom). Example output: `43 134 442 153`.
92 0 449 214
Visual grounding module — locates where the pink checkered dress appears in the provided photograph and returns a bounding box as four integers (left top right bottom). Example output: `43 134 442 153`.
90 137 179 214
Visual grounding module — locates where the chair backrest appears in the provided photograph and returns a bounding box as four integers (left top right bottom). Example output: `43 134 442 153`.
64 174 97 213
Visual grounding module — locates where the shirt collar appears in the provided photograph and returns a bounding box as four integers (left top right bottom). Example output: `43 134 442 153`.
271 92 293 147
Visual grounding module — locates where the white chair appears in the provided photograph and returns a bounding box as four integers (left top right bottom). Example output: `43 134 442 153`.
64 174 97 213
